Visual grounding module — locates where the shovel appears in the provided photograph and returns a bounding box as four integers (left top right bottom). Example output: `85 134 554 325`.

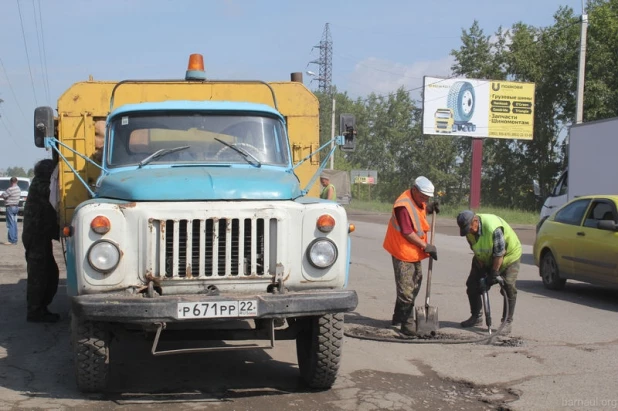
415 209 439 336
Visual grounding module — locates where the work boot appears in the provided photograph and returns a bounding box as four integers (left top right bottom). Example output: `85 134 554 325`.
499 321 513 335
501 298 516 323
500 298 516 334
400 319 418 337
460 314 483 328
27 309 60 323
461 292 483 328
399 305 417 336
391 313 403 327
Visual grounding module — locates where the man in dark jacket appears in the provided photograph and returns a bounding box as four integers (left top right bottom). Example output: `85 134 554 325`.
23 159 60 323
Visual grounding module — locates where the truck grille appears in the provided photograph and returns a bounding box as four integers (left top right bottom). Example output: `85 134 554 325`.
148 217 278 279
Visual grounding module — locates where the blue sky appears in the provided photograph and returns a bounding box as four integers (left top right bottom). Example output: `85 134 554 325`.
0 0 583 170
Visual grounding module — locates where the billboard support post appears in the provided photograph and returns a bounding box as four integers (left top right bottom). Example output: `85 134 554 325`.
470 138 483 210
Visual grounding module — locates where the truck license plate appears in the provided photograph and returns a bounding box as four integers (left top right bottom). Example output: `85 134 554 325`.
177 300 258 319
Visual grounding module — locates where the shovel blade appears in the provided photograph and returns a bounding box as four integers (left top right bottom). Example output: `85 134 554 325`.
415 306 439 336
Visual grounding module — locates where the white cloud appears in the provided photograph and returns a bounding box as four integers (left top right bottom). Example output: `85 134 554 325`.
346 55 454 100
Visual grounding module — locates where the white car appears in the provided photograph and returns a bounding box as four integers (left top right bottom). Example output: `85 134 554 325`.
0 177 31 216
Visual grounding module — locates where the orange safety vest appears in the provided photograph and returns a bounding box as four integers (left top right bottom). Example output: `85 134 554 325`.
383 190 430 262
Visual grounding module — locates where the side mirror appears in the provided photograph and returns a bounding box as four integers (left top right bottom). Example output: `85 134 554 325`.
532 180 541 197
339 114 356 152
34 106 55 148
597 220 618 232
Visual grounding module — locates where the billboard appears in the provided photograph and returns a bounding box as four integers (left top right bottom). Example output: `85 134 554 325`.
422 76 535 140
351 170 378 185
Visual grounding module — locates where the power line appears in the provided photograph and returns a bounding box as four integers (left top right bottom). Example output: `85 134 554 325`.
0 116 22 150
333 52 424 80
0 104 18 132
33 0 51 104
353 75 459 104
16 0 39 106
345 17 582 104
0 57 28 122
330 23 460 40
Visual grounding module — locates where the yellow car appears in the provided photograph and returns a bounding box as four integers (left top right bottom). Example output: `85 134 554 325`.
533 195 618 290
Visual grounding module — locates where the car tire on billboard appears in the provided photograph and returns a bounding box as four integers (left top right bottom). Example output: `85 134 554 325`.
447 81 475 123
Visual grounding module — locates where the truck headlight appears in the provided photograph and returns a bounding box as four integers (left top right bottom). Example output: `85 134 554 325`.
87 240 120 273
307 238 338 268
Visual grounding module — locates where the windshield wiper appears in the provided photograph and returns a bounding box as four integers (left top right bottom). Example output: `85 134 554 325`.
214 138 261 168
138 146 190 168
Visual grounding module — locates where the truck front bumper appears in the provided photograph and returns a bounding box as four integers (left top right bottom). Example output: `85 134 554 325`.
71 290 358 323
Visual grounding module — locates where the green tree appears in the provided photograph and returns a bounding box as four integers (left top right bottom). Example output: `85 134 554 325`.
6 167 28 177
582 0 618 121
506 8 580 206
347 89 422 201
450 22 517 208
450 10 583 210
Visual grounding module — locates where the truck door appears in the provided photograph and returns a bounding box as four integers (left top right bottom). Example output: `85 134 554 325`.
572 199 618 285
541 171 568 219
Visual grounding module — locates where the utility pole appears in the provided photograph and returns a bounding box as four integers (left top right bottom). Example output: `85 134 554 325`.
330 98 336 169
308 23 335 168
309 24 333 93
575 1 588 124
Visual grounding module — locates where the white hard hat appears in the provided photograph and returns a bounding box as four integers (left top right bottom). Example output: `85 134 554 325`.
414 176 434 196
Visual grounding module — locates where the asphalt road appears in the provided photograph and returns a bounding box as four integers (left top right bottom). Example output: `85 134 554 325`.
1 216 617 411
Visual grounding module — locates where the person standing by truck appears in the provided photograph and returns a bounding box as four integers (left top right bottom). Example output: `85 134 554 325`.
23 159 60 323
383 176 439 336
320 174 337 200
2 177 21 245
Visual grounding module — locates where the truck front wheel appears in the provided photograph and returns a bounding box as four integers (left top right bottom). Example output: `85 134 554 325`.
71 315 111 393
296 313 344 389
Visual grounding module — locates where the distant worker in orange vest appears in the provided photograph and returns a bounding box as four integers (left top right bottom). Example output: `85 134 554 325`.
319 174 336 201
383 176 439 336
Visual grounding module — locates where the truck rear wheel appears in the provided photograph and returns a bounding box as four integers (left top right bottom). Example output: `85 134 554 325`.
71 315 111 393
296 313 343 389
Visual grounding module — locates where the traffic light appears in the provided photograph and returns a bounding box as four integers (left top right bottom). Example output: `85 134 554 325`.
339 114 356 152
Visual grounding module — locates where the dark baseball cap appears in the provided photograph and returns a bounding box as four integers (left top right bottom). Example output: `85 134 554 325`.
456 210 475 236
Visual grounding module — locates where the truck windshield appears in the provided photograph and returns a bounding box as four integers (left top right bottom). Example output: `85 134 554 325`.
0 180 29 191
435 111 451 119
107 112 290 168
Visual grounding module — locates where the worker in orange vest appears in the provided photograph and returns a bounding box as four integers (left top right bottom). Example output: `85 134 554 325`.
383 176 439 336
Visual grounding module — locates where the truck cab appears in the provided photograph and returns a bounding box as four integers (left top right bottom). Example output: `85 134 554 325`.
538 169 568 220
434 108 454 133
33 54 358 393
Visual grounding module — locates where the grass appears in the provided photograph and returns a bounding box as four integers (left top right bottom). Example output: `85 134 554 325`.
344 200 539 225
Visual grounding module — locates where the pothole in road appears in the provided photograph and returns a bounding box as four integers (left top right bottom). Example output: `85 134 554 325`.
335 365 520 411
494 337 525 347
345 323 524 346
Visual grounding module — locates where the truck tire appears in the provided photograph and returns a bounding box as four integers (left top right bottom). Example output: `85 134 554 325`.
447 81 475 123
540 251 566 290
296 313 343 389
71 315 111 392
